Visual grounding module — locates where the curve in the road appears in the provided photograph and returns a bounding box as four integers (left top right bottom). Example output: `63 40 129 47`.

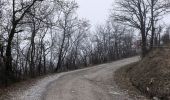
1 56 147 100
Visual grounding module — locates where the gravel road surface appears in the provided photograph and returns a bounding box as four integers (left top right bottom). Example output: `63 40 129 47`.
44 56 145 100
1 56 147 100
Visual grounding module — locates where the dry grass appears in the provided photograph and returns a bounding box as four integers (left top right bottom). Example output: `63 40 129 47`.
0 75 48 100
129 48 170 99
114 62 149 99
115 46 170 99
115 43 170 100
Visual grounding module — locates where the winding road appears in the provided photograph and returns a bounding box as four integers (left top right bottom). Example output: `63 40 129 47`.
1 56 147 100
44 56 140 100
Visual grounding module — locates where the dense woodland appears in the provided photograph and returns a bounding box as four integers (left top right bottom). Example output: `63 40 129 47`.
0 0 170 86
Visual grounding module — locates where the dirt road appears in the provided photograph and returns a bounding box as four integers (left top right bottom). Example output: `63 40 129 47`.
44 56 145 100
1 56 147 100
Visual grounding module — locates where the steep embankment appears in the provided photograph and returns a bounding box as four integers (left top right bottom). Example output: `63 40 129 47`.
115 47 170 99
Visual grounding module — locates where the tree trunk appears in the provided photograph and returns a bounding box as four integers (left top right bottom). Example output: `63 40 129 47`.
150 0 155 49
141 29 147 57
56 53 62 72
55 28 66 72
5 26 16 86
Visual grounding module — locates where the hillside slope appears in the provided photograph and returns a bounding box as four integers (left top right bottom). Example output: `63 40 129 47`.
129 47 170 99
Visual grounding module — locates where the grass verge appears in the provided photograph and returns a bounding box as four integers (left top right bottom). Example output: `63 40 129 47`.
114 62 150 99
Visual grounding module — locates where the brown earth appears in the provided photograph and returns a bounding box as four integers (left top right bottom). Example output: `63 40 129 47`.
114 62 150 99
117 47 170 99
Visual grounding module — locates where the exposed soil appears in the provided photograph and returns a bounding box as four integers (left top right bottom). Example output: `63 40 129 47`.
115 46 170 100
114 62 150 100
130 48 170 99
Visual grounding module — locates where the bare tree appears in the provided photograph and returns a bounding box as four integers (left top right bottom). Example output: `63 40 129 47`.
91 20 136 64
0 0 139 87
64 19 90 70
54 1 78 71
162 26 170 44
113 0 170 57
5 0 44 85
0 0 4 58
113 0 151 57
149 0 170 48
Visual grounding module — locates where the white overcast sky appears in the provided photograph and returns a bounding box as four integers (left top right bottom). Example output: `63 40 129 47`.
74 0 170 29
75 0 113 27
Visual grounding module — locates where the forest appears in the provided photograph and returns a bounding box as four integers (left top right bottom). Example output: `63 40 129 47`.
0 0 170 87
